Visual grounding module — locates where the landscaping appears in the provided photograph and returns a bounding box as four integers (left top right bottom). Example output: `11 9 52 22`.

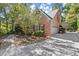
0 3 79 56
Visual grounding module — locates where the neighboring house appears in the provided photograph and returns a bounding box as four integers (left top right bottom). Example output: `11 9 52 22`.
39 9 61 36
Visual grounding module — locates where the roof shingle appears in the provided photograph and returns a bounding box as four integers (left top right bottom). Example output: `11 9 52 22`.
39 9 59 21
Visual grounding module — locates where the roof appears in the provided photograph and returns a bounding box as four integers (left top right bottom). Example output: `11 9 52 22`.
40 9 52 21
39 9 59 21
47 9 59 19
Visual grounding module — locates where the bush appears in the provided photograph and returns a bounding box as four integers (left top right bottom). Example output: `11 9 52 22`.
32 30 44 37
15 24 25 35
26 31 32 36
76 28 79 32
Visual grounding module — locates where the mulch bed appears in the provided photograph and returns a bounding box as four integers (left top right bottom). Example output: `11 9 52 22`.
11 35 48 46
0 40 11 47
0 35 50 47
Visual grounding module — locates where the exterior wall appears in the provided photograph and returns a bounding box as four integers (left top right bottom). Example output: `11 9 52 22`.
40 11 61 36
51 11 61 27
50 11 61 34
40 15 51 36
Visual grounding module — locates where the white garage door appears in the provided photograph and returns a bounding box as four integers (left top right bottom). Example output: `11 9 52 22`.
51 27 59 34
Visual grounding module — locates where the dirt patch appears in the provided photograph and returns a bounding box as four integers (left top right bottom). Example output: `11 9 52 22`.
11 35 47 46
0 40 11 47
0 35 48 47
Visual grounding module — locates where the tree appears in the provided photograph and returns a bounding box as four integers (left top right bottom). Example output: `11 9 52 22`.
52 3 63 21
52 3 63 10
8 3 31 34
63 3 79 31
31 8 42 25
0 3 9 34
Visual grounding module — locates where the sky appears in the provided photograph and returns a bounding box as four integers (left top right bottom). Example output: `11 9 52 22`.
30 3 53 13
30 3 64 13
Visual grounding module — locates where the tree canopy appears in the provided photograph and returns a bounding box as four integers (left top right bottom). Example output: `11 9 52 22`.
63 3 79 31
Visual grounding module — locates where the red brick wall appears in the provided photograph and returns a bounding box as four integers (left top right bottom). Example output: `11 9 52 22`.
40 11 61 36
51 11 61 27
50 11 61 34
40 15 51 36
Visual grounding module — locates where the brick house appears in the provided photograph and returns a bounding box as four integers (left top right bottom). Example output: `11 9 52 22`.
39 9 61 36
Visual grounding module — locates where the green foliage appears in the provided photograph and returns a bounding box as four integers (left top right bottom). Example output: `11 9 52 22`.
52 3 63 10
0 23 11 36
52 3 79 32
63 3 79 31
0 3 43 36
0 3 12 36
77 17 79 28
8 4 42 35
31 8 42 25
76 28 79 32
32 30 44 37
8 3 32 34
15 24 25 35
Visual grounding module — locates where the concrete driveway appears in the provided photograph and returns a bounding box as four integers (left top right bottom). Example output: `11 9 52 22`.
53 32 79 42
0 34 79 56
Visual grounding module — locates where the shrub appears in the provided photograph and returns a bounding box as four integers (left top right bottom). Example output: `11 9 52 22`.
32 30 44 37
15 24 25 35
76 28 79 32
